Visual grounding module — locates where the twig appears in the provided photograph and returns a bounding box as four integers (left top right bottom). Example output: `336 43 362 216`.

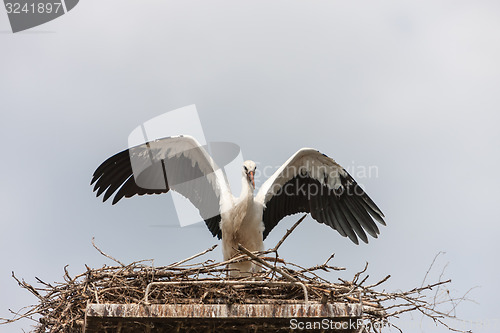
365 275 391 289
272 214 307 252
237 244 298 282
353 262 369 284
421 251 445 287
323 253 335 266
91 237 125 267
167 244 218 268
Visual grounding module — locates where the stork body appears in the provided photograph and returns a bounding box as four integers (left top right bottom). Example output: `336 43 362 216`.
221 161 264 274
91 135 385 276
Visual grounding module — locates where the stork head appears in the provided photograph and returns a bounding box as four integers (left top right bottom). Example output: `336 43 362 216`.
243 160 256 189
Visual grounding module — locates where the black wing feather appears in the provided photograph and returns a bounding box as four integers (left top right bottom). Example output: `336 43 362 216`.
92 145 222 239
262 167 385 244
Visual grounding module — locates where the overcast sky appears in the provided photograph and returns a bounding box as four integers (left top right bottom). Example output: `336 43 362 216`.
1 1 499 332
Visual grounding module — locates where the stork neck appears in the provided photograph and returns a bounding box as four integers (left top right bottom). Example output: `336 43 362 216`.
238 175 254 204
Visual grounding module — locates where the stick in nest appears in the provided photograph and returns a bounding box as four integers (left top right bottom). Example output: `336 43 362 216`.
272 214 307 253
92 237 125 267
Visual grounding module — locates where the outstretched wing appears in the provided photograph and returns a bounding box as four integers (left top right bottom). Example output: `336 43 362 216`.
255 148 385 244
91 135 233 239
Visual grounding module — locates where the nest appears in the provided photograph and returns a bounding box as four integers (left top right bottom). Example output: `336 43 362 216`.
2 216 468 333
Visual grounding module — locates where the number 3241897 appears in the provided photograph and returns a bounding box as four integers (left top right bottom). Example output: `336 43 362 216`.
5 2 63 14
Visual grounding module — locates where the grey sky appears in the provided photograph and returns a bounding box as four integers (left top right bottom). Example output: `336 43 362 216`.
1 1 499 331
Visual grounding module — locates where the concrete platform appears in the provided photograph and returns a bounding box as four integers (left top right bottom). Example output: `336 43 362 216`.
84 302 363 333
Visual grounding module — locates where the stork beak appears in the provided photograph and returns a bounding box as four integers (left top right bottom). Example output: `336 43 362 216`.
248 171 255 189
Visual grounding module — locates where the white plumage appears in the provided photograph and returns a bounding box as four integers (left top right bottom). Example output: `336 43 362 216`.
92 135 385 276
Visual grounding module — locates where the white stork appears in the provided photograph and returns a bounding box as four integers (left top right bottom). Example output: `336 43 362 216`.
91 135 385 275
